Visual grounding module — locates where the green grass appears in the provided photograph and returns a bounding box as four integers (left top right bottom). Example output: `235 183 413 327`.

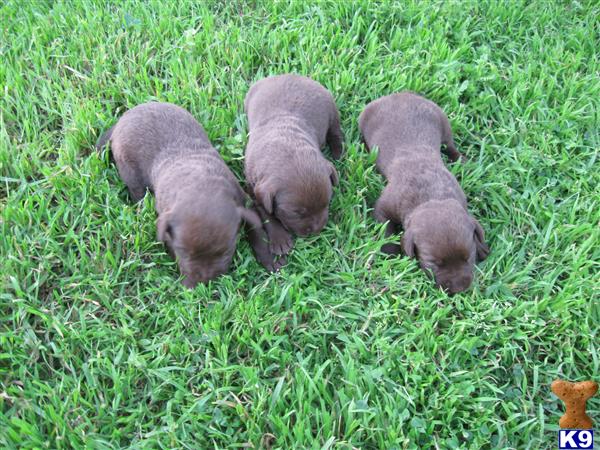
1 0 599 448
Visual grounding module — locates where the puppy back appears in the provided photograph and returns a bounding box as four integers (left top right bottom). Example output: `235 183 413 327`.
111 102 210 150
360 92 447 153
245 74 337 138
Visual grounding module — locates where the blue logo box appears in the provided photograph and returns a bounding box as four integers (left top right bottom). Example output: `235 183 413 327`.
558 430 594 449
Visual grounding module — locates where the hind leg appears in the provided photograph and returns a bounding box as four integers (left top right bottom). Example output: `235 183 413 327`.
116 163 147 202
374 198 402 255
326 111 344 160
360 133 372 152
439 111 463 162
443 140 463 163
380 221 402 255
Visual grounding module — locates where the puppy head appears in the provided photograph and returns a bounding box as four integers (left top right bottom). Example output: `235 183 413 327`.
157 197 261 288
254 161 338 236
402 204 489 294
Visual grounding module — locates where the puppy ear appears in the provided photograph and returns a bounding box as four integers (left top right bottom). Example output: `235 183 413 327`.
473 219 490 261
157 213 173 243
401 229 416 258
328 162 339 186
254 182 275 215
238 207 263 231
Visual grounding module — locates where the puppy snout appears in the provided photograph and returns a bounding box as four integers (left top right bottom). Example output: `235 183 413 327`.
300 215 328 236
181 267 224 288
182 276 202 289
440 274 473 295
300 224 317 236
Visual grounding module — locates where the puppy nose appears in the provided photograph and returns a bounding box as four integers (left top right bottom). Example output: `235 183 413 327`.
458 274 473 290
304 220 327 236
304 225 315 235
444 275 473 294
297 225 314 236
182 271 215 288
182 276 201 289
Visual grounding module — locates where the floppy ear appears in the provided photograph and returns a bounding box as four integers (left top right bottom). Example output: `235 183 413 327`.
157 213 173 243
473 219 490 261
401 228 416 258
328 162 339 186
253 181 275 215
238 207 263 231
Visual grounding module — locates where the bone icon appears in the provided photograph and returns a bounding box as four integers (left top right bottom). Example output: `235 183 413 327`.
551 379 598 429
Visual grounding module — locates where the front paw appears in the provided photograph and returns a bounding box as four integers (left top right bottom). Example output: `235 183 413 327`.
268 227 294 255
257 250 287 272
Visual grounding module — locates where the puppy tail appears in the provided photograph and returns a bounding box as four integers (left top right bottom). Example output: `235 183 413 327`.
96 125 114 151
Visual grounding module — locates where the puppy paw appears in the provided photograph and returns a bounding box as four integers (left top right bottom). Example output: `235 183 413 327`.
268 228 294 255
257 252 287 272
271 254 287 272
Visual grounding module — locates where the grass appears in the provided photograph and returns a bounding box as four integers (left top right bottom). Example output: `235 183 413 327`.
1 0 599 448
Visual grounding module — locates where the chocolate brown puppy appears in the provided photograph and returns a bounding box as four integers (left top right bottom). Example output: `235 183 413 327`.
97 102 281 288
244 74 343 255
359 92 489 294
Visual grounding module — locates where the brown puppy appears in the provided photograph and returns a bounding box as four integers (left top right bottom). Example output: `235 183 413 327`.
97 102 281 288
244 74 343 255
359 92 489 294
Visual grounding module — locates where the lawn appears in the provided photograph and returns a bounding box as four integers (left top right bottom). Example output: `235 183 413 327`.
1 0 599 448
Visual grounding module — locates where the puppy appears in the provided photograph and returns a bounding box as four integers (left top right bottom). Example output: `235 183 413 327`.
97 102 281 288
244 74 343 255
359 92 489 294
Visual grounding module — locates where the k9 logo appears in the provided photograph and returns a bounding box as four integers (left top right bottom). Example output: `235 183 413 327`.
558 430 594 449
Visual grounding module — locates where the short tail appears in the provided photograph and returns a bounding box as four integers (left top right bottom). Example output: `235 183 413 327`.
96 125 114 151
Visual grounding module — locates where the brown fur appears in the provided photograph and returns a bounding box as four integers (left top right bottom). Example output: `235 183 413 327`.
359 92 489 294
97 102 282 288
244 74 343 255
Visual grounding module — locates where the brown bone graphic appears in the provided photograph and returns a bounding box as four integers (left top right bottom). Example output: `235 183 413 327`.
551 379 598 429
